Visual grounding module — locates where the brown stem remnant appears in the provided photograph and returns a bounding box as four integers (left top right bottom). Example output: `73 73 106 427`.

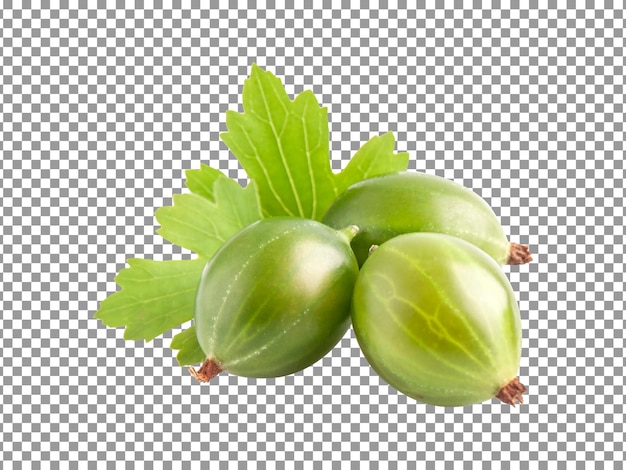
507 243 533 265
189 358 223 383
496 377 527 406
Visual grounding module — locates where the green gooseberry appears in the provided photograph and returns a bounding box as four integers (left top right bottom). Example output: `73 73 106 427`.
322 171 532 267
191 217 359 382
351 232 527 407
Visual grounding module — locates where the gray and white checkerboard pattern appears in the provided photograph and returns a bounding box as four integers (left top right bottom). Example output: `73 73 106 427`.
2 1 624 467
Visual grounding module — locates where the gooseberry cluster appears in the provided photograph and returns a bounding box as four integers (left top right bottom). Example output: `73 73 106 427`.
191 170 531 407
95 66 532 408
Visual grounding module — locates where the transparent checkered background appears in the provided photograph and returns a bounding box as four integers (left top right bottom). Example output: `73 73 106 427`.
1 1 624 467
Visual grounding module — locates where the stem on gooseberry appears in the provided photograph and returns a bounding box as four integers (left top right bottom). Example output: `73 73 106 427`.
507 243 533 265
189 358 223 383
338 224 360 243
496 377 527 406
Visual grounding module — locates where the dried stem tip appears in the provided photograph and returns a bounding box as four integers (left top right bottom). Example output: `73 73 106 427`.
189 358 223 383
507 243 533 265
496 377 527 406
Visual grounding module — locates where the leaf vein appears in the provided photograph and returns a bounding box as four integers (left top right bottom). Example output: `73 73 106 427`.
256 77 305 216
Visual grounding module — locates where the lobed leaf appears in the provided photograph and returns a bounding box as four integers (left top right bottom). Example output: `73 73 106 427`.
155 170 262 259
96 163 263 361
221 64 409 221
94 258 208 342
221 64 334 219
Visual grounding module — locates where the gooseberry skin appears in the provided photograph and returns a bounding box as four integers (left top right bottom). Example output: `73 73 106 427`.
351 232 523 407
322 171 524 267
194 217 359 379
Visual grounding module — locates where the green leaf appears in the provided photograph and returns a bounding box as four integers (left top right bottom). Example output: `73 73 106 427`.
170 325 207 366
221 64 409 220
221 64 336 220
94 258 208 342
155 169 262 259
96 163 263 360
335 132 410 193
